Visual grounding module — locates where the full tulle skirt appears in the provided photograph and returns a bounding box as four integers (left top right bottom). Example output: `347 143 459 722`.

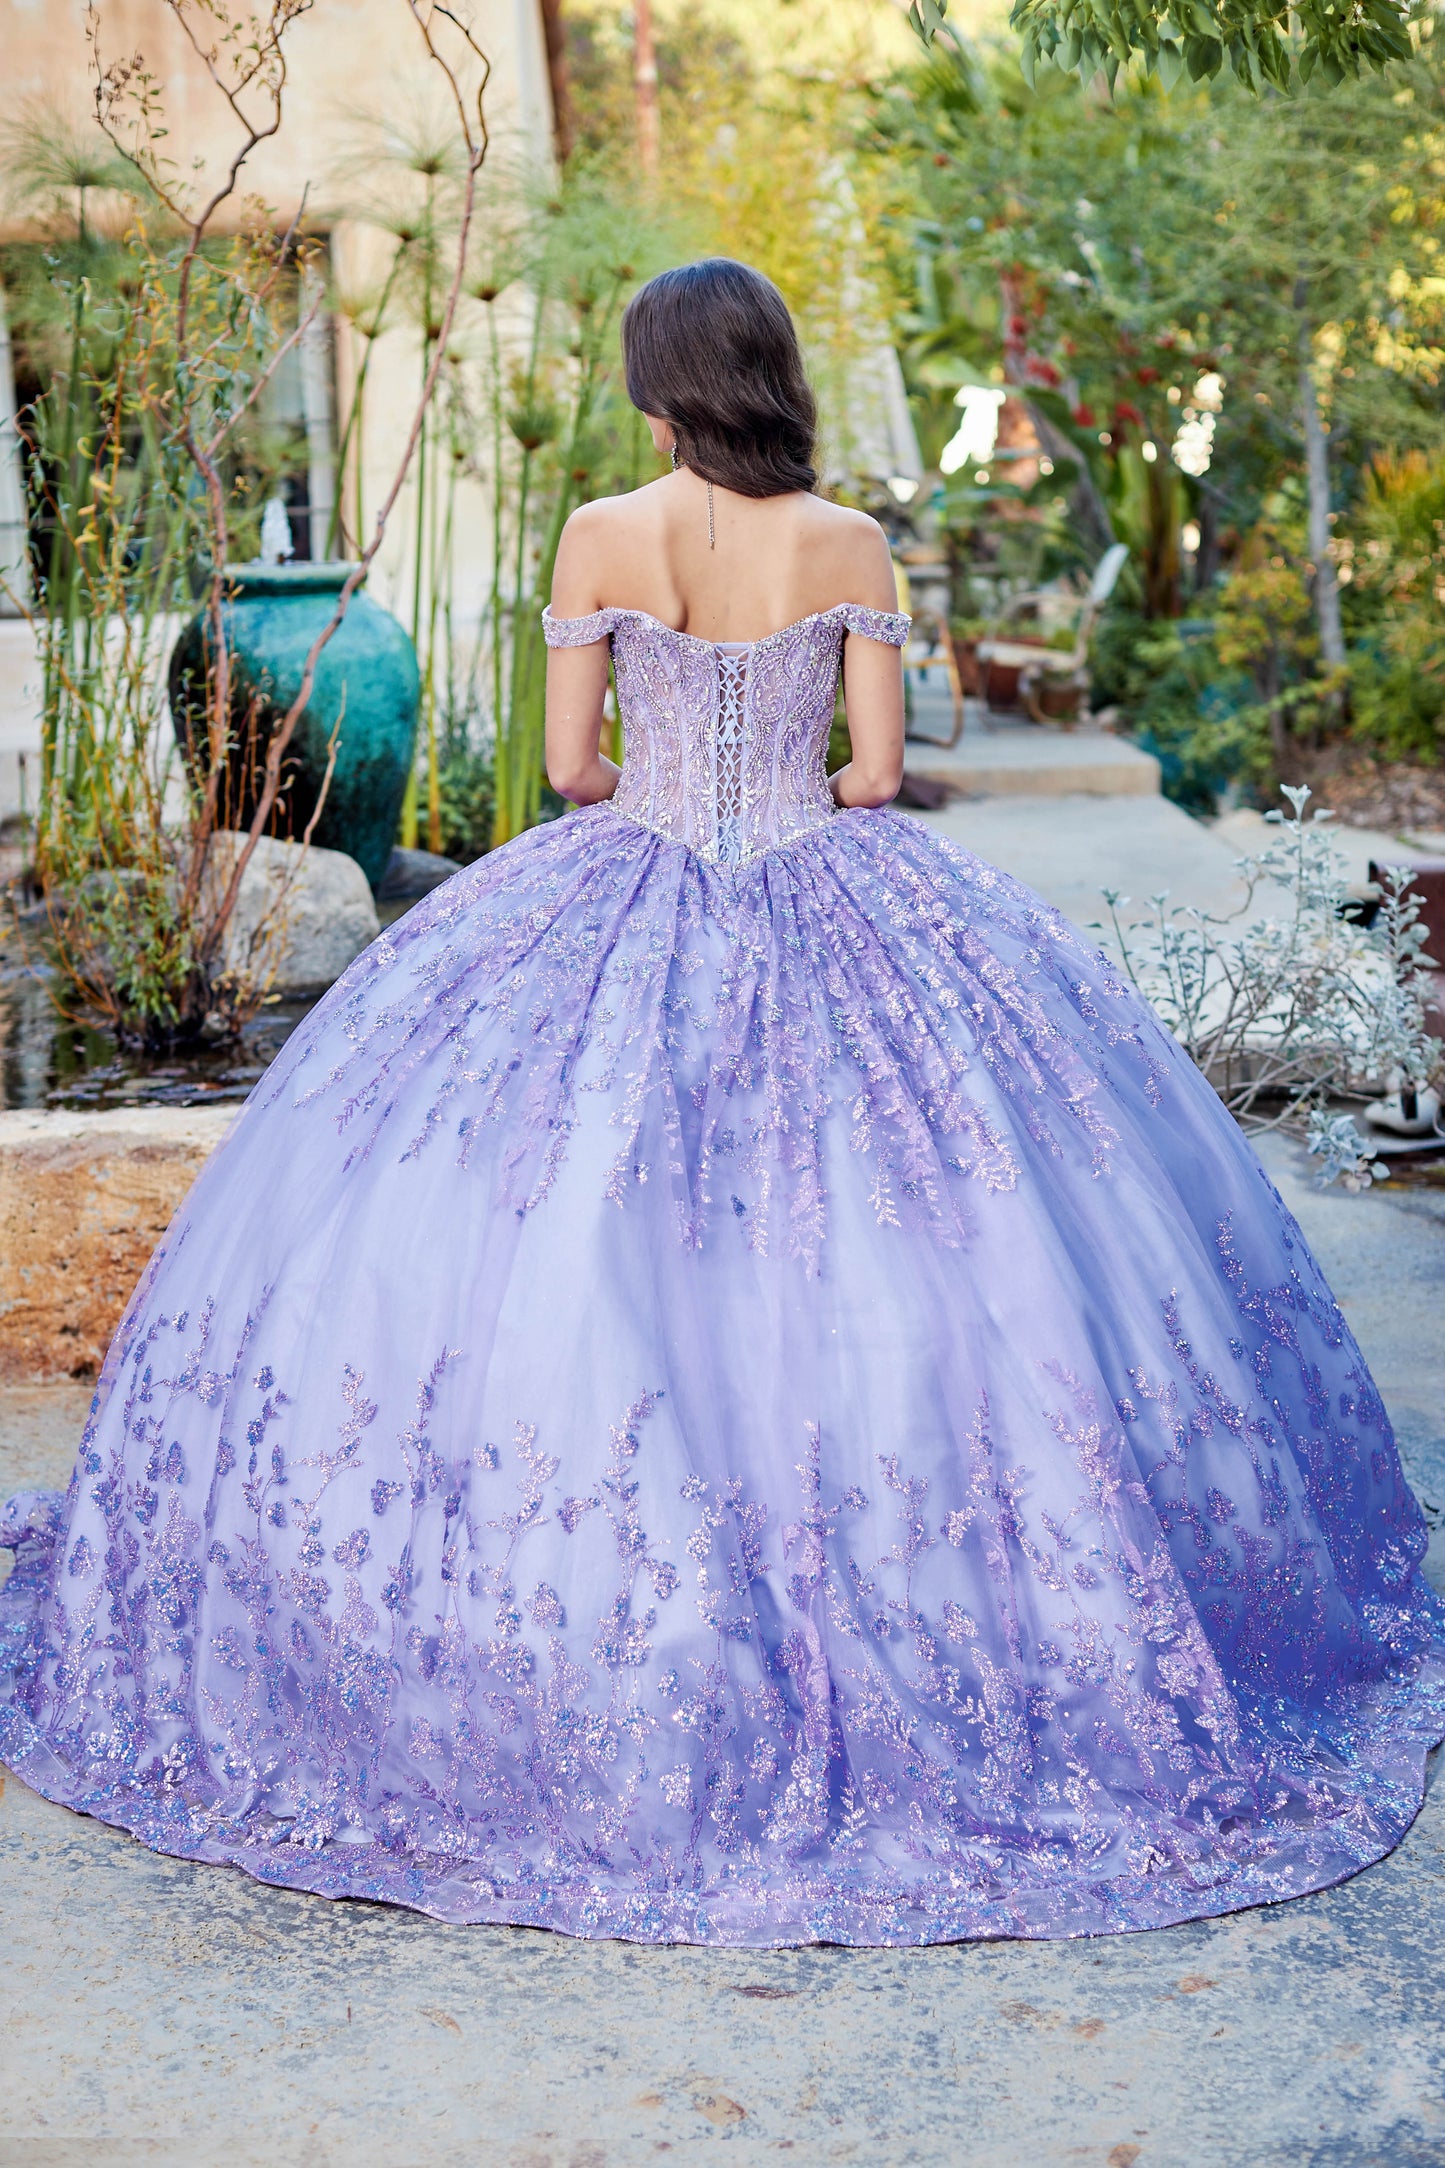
2 805 1442 1945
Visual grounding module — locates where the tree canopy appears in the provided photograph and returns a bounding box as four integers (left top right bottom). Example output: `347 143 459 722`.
910 0 1412 96
875 21 1445 801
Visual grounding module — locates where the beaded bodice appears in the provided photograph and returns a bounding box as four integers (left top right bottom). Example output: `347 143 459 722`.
542 603 911 866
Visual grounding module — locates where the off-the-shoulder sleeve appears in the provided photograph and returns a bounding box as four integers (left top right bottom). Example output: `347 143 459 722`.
541 603 625 647
839 605 912 646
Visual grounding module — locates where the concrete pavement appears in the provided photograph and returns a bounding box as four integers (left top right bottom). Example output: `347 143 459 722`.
905 722 1161 798
902 697 1261 929
902 693 1437 933
914 790 1268 931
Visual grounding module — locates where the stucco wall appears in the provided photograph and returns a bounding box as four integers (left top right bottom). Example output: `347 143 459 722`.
0 0 552 230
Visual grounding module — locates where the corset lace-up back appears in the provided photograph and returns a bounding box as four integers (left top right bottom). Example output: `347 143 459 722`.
542 603 911 866
713 644 749 866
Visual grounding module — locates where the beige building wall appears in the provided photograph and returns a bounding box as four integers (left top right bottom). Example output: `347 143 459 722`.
0 0 556 817
1 0 552 227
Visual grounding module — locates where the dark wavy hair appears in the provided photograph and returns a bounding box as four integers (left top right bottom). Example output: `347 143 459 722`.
622 259 817 498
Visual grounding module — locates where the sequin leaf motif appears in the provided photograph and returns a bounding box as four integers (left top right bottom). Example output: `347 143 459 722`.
1 1210 1441 1946
261 806 1162 1274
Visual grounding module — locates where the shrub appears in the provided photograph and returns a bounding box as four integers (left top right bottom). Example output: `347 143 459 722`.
1099 786 1438 1188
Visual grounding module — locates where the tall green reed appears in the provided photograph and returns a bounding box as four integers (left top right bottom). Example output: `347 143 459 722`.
0 0 493 1044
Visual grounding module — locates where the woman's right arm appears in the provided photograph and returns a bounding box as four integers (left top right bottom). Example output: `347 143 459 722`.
544 506 622 806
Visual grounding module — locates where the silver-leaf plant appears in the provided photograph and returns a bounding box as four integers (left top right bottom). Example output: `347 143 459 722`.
1096 786 1439 1190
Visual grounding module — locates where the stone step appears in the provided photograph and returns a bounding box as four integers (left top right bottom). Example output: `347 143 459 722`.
905 721 1161 799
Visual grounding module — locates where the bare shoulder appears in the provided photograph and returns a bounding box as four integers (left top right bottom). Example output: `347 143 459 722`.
551 485 666 616
797 499 899 610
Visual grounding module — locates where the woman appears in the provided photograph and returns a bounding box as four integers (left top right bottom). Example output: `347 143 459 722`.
2 259 1441 1948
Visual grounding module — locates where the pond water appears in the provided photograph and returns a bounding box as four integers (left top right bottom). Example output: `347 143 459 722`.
0 901 407 1113
0 917 312 1112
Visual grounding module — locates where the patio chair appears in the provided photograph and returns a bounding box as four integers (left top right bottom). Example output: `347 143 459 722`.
902 622 966 748
969 542 1128 729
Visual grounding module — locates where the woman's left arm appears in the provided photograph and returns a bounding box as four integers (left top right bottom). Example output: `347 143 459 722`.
831 522 906 810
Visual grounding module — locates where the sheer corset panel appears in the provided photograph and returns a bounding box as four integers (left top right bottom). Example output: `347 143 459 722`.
542 603 911 867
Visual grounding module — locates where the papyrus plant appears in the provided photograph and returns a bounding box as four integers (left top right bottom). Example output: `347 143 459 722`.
2 0 492 1047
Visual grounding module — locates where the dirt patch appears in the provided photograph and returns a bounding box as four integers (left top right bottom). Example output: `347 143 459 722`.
1293 749 1445 838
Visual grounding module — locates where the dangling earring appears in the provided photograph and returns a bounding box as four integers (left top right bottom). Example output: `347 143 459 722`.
669 441 680 471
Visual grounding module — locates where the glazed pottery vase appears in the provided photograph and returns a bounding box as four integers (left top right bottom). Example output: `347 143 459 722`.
168 564 420 890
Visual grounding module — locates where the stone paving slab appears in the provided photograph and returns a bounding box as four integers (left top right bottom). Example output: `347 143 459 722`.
905 724 1162 799
1 1132 1442 2166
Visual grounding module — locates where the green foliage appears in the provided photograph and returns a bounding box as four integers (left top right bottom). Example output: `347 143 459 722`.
77 859 200 1044
329 120 682 853
911 0 1412 95
1345 450 1445 761
427 728 496 864
1092 536 1350 808
1090 606 1251 809
880 28 1445 807
884 31 1445 514
1 5 496 1057
487 161 675 846
564 0 907 480
369 0 901 856
0 124 305 1039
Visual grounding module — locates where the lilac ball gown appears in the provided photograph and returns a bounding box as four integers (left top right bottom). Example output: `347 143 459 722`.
3 599 1443 1948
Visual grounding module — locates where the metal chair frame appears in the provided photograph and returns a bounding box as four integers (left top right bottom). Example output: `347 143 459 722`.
973 543 1128 729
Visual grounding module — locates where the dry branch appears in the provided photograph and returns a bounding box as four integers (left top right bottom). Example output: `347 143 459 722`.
82 0 492 998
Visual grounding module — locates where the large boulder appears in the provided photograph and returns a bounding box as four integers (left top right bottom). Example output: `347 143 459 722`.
0 1108 233 1381
202 830 380 997
378 844 463 902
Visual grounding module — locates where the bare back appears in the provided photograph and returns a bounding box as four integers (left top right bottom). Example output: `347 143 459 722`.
544 472 906 815
549 471 900 642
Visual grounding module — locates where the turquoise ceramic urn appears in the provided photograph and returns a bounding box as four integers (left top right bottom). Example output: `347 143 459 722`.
168 564 420 890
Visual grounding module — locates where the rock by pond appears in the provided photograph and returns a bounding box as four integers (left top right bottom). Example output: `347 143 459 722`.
200 831 380 997
378 845 464 901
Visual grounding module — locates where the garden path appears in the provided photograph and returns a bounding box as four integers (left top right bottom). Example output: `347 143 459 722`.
903 689 1429 931
905 689 1267 928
